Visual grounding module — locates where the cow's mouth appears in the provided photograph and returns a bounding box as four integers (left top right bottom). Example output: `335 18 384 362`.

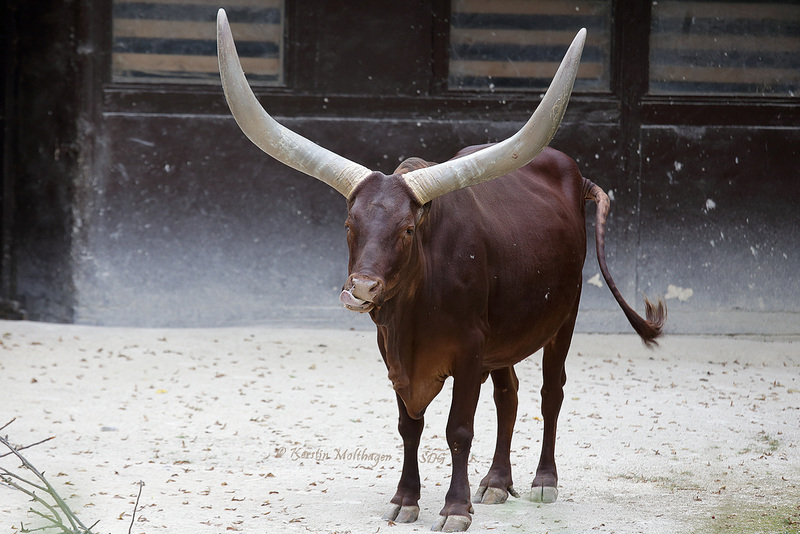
339 289 375 313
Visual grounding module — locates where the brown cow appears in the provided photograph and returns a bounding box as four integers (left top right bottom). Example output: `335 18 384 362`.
217 9 665 532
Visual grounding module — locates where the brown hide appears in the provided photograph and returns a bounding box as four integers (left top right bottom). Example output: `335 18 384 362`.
341 145 664 530
345 146 587 419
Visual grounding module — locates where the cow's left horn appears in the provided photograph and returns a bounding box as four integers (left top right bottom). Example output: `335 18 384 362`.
217 9 372 199
403 29 587 205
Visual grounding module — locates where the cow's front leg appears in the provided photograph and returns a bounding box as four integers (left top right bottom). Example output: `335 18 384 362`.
383 393 423 523
432 365 482 532
474 366 520 505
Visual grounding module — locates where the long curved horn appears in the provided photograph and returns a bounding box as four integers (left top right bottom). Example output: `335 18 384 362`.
217 9 372 199
403 29 587 205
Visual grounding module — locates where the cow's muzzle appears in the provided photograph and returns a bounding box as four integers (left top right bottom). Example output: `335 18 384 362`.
340 276 383 313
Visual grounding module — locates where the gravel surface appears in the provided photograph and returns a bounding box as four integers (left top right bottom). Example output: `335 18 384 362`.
1 320 798 533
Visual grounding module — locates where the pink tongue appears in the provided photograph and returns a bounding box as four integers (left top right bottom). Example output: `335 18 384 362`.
339 290 366 307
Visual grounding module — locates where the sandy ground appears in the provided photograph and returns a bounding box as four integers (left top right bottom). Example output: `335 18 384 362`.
1 320 799 534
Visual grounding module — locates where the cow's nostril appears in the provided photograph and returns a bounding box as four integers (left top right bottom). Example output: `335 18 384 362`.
351 277 382 301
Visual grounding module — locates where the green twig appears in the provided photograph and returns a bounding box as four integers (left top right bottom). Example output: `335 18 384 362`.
1 473 67 529
0 422 95 533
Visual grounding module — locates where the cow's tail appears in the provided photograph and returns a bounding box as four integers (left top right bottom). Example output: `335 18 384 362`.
583 178 666 347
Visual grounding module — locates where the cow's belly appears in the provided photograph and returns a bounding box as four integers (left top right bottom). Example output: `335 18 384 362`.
481 246 584 371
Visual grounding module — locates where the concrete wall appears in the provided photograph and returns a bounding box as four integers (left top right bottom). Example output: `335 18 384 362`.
68 112 800 335
4 1 799 335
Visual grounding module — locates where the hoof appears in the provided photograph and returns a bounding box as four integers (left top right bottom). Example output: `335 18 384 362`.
382 504 419 523
473 485 516 504
530 485 558 503
431 514 472 532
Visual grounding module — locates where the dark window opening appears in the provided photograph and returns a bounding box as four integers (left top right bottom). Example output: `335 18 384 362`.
112 0 285 85
447 0 612 93
649 1 800 96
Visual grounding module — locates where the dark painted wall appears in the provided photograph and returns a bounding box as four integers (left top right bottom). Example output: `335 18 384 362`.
3 1 84 322
639 126 800 334
79 116 610 328
3 1 799 335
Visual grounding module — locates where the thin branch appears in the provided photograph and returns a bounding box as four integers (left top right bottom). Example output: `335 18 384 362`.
1 466 51 493
0 435 88 533
0 417 16 433
0 435 57 459
0 431 95 533
28 508 72 533
0 437 55 460
1 475 66 529
128 481 145 534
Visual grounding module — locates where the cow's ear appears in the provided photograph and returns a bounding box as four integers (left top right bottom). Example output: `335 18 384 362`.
415 204 430 226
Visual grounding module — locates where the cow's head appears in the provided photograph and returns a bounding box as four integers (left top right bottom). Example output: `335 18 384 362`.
216 9 585 313
340 164 430 313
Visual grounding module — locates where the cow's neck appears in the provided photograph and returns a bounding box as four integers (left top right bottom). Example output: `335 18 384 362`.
370 223 452 419
370 268 423 391
376 317 447 420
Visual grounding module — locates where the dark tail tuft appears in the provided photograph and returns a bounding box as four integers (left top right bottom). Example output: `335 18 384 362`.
584 177 667 348
627 295 666 348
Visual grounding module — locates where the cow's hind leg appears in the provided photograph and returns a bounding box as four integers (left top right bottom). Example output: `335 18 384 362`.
382 393 423 523
532 306 578 503
474 366 521 505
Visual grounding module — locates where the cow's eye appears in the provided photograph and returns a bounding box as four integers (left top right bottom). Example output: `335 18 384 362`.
405 227 415 236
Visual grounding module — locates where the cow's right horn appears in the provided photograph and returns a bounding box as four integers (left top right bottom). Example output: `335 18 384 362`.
403 29 587 205
217 9 372 199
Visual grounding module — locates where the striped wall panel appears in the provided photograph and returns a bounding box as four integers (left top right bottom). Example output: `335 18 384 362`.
448 0 612 92
650 1 800 95
113 0 284 85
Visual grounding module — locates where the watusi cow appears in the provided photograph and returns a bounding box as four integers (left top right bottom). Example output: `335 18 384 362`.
216 9 666 532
